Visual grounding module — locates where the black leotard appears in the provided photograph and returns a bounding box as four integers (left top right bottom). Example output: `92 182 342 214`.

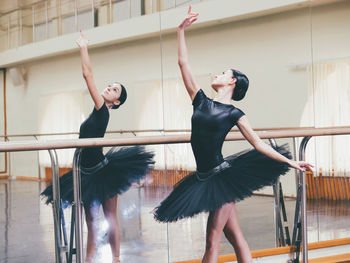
79 103 109 167
191 89 245 172
153 89 291 222
42 102 155 207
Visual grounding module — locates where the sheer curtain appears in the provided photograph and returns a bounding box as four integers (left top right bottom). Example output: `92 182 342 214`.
300 60 350 175
38 91 85 168
135 75 212 170
162 78 196 171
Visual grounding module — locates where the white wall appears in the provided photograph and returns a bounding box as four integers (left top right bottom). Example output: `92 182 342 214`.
310 1 350 61
1 1 350 195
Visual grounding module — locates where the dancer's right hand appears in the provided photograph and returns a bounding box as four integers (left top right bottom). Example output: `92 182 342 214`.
288 160 314 173
178 5 199 30
76 30 89 49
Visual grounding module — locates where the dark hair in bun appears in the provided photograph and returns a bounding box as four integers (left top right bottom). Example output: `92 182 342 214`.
112 83 127 109
231 69 249 101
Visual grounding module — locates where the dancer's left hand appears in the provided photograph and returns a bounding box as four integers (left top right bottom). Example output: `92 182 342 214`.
288 160 314 172
76 30 89 49
178 5 199 30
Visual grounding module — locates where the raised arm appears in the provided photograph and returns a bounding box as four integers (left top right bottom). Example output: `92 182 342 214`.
178 6 199 101
237 116 314 172
76 31 104 110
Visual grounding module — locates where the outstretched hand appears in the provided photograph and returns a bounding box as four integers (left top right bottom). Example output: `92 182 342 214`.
76 30 89 49
178 5 199 30
289 160 314 173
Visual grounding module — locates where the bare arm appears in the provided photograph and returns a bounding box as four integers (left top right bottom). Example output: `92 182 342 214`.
237 116 314 172
178 6 199 101
76 31 104 110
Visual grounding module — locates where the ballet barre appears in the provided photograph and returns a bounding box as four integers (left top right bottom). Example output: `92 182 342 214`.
1 126 350 152
0 126 315 139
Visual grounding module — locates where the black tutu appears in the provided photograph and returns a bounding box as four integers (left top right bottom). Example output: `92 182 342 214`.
41 146 154 207
154 144 292 222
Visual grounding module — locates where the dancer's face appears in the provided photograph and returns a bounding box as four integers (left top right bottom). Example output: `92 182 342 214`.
102 83 122 105
211 69 236 91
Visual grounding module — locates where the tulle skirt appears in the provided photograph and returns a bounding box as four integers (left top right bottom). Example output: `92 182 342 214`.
154 144 291 222
41 146 154 207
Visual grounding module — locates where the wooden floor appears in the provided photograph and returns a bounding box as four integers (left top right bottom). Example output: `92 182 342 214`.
0 179 350 263
308 253 350 263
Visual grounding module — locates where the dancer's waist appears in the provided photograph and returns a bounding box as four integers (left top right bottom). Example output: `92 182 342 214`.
196 161 231 181
81 157 109 175
194 154 224 172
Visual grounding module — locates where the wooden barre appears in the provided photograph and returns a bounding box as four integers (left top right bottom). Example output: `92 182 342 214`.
1 126 350 152
0 129 164 138
0 127 314 139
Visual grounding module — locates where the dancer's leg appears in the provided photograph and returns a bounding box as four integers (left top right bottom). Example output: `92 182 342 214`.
202 203 235 263
84 204 100 263
223 203 252 263
102 195 120 263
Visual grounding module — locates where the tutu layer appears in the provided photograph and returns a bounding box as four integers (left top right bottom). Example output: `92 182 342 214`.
154 144 291 222
41 146 154 207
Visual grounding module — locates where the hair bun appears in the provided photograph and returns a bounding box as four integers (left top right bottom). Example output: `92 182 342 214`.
231 69 249 101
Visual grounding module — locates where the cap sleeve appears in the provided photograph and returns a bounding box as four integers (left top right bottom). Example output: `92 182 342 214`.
93 102 109 116
231 107 245 123
192 89 207 108
91 103 110 130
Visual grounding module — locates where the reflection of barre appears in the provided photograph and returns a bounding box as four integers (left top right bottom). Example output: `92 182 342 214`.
0 126 318 139
48 149 65 263
73 149 84 263
1 126 350 152
0 129 167 138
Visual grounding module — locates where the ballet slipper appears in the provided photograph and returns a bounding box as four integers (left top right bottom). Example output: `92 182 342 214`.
113 256 120 263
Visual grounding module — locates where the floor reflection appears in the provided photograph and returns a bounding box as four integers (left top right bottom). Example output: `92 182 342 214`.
0 180 349 263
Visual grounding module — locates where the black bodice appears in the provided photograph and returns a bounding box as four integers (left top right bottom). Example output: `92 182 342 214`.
79 103 110 167
191 89 245 172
